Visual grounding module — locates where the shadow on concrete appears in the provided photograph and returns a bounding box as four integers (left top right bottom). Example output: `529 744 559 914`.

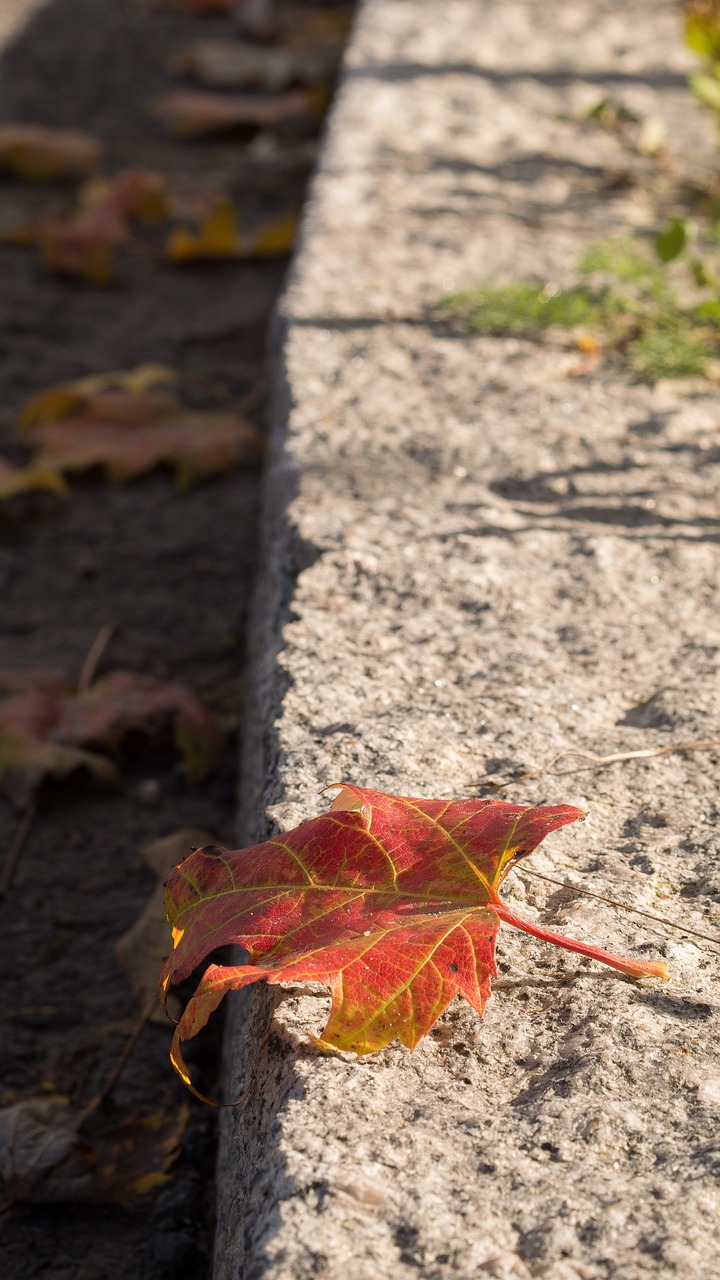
346 61 689 91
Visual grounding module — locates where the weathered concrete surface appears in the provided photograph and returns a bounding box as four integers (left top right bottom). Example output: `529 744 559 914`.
217 2 720 1277
0 1 48 47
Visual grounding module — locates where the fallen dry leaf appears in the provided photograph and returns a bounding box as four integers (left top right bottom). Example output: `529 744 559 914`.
0 1095 187 1205
0 455 66 501
80 170 168 223
172 39 332 90
246 209 297 257
160 785 669 1094
21 372 264 487
0 669 222 801
26 389 265 483
20 364 176 430
0 124 102 181
31 411 263 486
116 828 214 1024
164 196 297 262
164 195 239 261
151 88 324 137
38 169 168 284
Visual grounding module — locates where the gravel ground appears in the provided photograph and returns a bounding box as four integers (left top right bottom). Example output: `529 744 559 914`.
0 1 347 1276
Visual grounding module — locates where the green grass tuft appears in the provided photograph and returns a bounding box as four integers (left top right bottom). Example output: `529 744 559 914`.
442 282 603 334
441 233 720 382
578 235 655 283
627 329 714 380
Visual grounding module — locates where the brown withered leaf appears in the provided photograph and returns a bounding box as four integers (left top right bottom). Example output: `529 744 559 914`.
0 124 102 181
21 373 263 488
164 196 297 262
0 669 222 802
116 828 214 1023
38 169 168 284
151 88 324 137
172 39 332 90
0 455 66 502
0 1096 187 1205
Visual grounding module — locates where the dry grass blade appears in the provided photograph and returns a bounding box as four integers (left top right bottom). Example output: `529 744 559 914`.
77 622 117 694
0 802 36 901
519 867 720 951
82 1000 156 1119
485 739 720 790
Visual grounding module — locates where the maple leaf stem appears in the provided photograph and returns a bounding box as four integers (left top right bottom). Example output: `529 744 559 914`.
494 902 670 980
486 738 720 790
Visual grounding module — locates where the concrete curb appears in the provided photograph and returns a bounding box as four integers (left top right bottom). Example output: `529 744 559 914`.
216 2 720 1276
0 0 46 46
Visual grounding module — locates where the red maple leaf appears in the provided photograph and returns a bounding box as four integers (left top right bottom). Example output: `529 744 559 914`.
160 786 669 1095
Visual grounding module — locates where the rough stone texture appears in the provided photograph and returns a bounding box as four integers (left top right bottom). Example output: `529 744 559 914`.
0 0 47 46
216 2 720 1278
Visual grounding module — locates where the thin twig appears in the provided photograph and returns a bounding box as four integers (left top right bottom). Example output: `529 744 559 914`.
77 622 116 694
518 867 720 950
81 999 155 1120
0 802 36 900
485 738 720 790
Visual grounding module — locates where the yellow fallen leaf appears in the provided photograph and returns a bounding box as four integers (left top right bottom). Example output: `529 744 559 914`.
243 210 298 258
20 365 176 430
165 200 297 263
0 124 102 181
74 364 175 397
164 196 239 262
0 456 66 501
